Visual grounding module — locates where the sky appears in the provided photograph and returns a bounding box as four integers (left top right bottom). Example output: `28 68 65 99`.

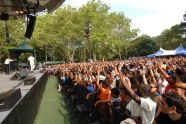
63 0 186 37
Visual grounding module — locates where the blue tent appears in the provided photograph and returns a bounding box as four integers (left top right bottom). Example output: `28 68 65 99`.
147 48 165 58
175 44 186 55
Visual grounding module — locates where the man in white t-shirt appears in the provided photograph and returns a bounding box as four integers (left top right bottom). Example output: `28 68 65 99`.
4 57 16 74
28 55 35 72
126 95 156 124
118 63 157 124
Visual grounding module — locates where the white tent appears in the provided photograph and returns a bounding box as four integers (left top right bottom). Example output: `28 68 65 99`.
175 44 186 55
147 48 166 58
146 45 186 57
157 49 176 56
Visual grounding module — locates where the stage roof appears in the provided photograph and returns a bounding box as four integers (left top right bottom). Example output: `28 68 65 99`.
0 0 65 17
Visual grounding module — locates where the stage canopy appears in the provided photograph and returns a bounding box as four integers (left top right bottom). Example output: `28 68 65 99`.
9 43 37 58
0 0 65 17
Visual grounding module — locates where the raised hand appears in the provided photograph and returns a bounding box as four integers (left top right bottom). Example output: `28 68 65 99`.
118 62 124 71
86 94 90 99
95 101 100 106
139 69 146 76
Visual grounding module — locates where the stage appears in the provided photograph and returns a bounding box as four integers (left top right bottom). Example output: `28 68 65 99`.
0 70 48 124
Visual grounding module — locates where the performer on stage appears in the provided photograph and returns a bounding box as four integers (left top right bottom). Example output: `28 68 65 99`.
4 57 16 75
28 54 35 72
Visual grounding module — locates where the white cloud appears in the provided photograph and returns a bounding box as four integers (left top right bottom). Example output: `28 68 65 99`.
64 0 186 36
63 0 88 7
132 11 184 36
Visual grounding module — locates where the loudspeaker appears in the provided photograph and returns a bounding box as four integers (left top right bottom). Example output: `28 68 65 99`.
0 89 22 111
0 13 9 20
16 71 28 79
10 70 29 80
24 15 36 39
24 76 36 85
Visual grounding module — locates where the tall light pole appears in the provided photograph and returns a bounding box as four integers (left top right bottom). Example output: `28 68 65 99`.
5 20 10 43
184 11 186 21
183 11 186 42
85 21 91 60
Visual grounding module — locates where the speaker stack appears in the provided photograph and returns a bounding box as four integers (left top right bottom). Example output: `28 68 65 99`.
11 70 29 80
24 15 36 39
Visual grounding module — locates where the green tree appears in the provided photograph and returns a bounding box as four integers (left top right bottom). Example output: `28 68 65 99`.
155 24 184 50
0 19 25 66
1 0 139 65
129 35 157 56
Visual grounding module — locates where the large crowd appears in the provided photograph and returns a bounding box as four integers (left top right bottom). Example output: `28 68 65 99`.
47 56 186 124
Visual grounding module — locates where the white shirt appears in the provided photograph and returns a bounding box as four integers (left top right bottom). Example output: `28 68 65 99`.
4 58 13 64
126 97 156 124
28 56 35 64
158 79 168 94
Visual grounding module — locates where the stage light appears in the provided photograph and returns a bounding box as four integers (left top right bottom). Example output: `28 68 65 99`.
19 11 24 14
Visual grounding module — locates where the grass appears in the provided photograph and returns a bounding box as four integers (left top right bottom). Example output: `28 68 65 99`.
34 78 71 124
34 78 89 124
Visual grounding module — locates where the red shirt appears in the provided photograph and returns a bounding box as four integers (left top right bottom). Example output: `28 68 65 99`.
165 84 175 93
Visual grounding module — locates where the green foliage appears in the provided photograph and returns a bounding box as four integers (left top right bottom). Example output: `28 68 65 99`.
128 35 157 57
155 24 185 50
31 0 138 62
0 19 25 66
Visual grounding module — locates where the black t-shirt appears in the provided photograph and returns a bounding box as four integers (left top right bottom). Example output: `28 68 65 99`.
156 113 186 124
